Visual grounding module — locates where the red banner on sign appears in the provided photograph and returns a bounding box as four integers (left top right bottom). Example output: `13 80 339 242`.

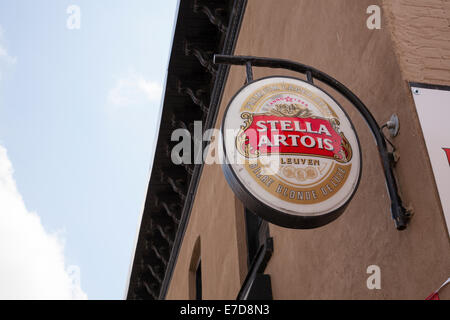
443 148 450 166
236 114 352 163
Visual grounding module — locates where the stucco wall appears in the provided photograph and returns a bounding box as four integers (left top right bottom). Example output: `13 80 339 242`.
382 0 450 86
165 162 248 299
167 0 450 300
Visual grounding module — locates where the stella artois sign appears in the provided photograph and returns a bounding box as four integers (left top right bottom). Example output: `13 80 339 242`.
221 76 362 229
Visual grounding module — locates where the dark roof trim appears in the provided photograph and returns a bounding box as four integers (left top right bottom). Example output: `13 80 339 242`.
158 0 248 299
124 0 181 300
126 0 247 300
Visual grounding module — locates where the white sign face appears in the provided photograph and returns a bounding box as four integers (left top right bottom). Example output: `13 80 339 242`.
221 76 362 229
411 85 450 236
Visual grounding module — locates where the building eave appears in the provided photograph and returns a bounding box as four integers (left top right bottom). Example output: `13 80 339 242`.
126 0 247 300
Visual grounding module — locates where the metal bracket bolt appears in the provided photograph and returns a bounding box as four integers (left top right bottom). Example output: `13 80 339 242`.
386 114 400 138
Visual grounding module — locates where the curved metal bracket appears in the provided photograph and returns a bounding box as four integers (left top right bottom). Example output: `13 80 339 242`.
214 54 411 230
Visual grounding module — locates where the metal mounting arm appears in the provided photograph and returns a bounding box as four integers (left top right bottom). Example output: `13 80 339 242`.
214 54 411 230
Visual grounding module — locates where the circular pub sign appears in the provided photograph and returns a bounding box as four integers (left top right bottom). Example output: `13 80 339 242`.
221 76 362 229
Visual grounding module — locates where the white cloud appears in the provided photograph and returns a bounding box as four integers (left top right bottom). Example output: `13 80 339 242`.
0 25 16 82
0 46 16 65
0 25 16 65
108 71 163 106
0 144 87 300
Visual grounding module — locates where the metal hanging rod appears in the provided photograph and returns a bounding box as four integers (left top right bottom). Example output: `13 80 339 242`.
214 54 410 230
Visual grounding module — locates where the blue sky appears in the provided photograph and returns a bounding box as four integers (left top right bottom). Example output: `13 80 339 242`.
0 1 178 299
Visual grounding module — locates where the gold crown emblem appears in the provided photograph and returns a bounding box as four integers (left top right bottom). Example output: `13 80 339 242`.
268 103 314 118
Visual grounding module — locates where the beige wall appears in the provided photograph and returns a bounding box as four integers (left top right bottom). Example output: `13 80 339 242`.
383 0 450 86
165 163 248 299
167 0 450 300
